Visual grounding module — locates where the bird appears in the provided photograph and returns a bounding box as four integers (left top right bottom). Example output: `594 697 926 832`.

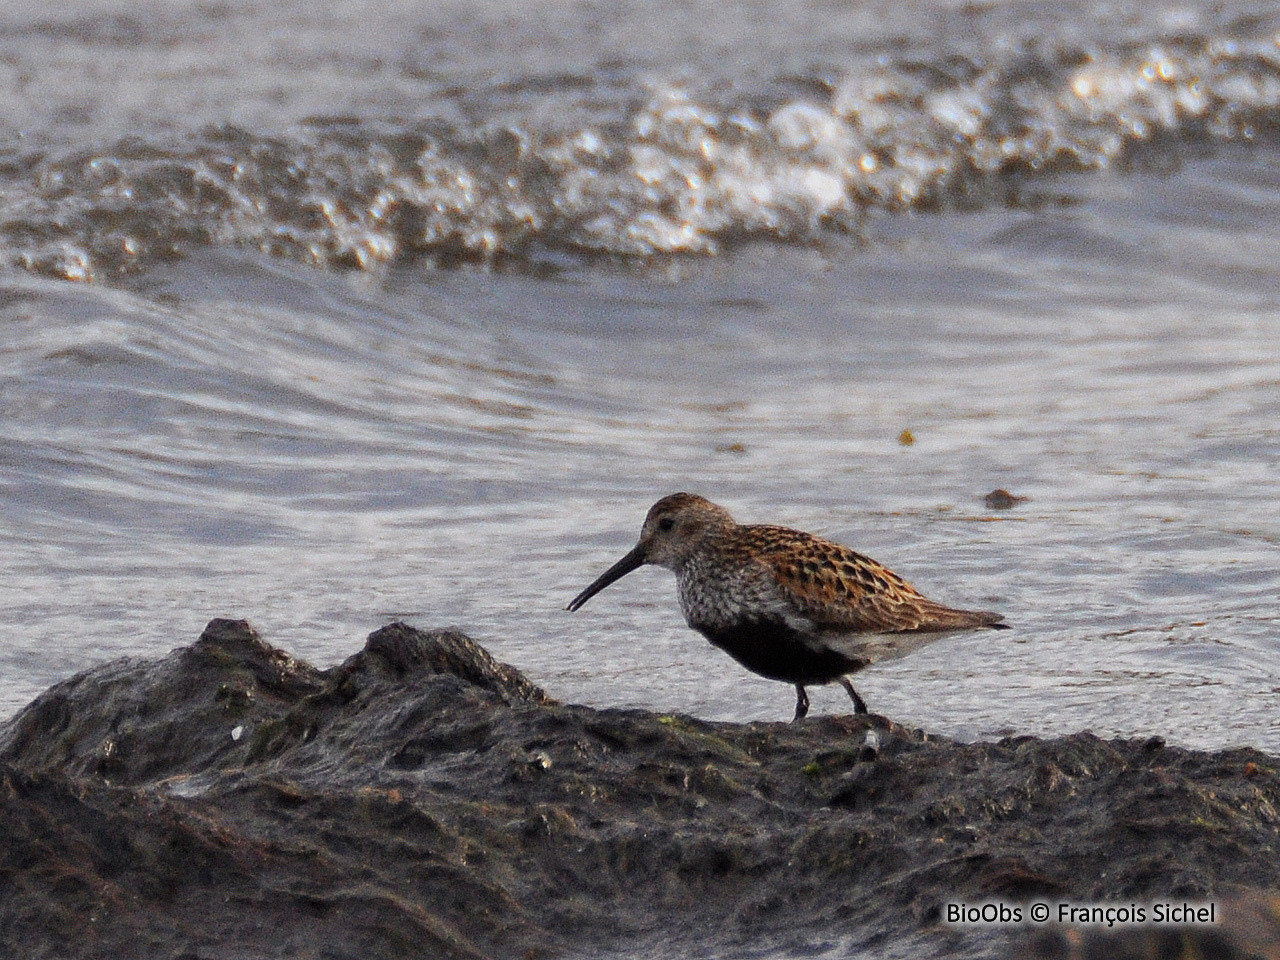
566 492 1008 721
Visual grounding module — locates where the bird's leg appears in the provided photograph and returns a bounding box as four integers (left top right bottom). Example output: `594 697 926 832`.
792 684 810 722
839 677 868 715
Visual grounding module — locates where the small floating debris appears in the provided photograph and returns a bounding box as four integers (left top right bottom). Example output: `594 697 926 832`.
897 429 915 446
983 488 1029 510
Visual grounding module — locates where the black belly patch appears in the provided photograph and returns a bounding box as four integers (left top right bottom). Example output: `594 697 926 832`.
698 619 869 684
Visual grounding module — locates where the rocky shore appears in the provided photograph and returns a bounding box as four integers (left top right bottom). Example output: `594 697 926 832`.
2 619 1278 959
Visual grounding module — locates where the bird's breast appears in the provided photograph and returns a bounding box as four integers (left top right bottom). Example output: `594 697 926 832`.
675 553 794 633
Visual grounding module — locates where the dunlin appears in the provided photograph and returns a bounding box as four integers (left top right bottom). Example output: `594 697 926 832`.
566 493 1008 720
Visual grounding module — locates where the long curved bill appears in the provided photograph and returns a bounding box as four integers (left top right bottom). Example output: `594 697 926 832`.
565 544 646 611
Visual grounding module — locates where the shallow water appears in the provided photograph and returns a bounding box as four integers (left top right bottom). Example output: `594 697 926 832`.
2 0 1279 767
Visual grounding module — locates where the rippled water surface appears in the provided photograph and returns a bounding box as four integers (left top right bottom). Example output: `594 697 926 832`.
2 0 1279 764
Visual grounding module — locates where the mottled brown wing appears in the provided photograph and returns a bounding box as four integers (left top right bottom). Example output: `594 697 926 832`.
743 524 998 634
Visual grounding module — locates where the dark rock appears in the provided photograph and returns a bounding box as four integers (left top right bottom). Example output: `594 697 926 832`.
0 618 325 783
1 619 1279 960
356 622 550 704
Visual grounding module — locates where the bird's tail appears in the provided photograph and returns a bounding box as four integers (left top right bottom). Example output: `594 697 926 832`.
915 602 1008 632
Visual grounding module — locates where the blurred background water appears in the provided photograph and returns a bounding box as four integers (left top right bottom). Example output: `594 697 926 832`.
1 0 1278 758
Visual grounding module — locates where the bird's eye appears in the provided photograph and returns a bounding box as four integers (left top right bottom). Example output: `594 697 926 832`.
657 516 675 532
